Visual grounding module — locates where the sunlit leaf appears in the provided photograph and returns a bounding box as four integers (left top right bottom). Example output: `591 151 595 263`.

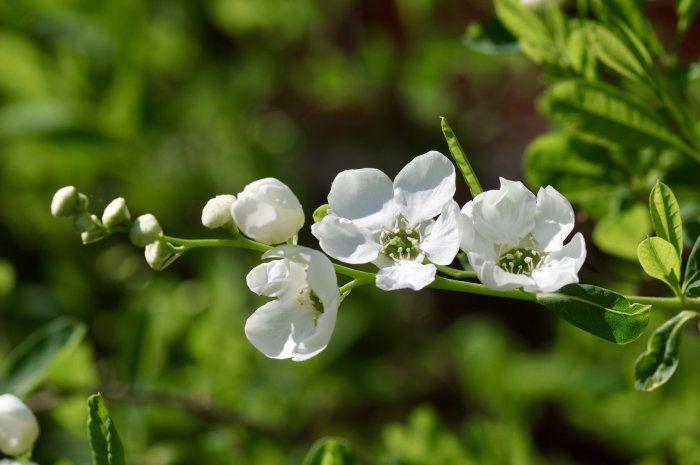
638 237 682 294
583 21 652 84
493 0 555 63
676 0 700 33
87 393 126 465
463 18 519 55
537 284 650 344
0 317 86 397
592 0 661 54
649 182 683 260
543 80 687 151
593 204 650 261
635 310 697 391
303 437 358 465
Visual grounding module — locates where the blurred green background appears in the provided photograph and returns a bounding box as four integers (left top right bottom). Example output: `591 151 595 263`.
1 0 700 464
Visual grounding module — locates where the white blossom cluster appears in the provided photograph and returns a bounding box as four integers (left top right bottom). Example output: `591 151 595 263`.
53 151 586 362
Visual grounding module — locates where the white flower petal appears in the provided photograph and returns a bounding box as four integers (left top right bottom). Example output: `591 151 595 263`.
0 394 39 456
291 306 338 362
264 245 340 309
246 259 307 299
459 203 498 261
375 261 436 291
394 151 456 224
533 186 575 252
476 260 535 291
470 178 536 245
245 300 318 360
328 168 396 231
529 233 586 292
420 201 461 265
312 215 381 264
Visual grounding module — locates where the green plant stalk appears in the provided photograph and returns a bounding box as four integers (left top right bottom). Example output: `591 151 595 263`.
161 236 700 311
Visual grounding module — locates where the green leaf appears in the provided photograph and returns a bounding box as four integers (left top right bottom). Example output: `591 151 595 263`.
638 237 682 294
677 0 700 33
493 0 555 63
635 310 697 391
302 437 358 465
592 0 661 55
0 257 16 298
87 393 126 465
0 317 86 396
537 284 650 344
543 80 688 151
524 132 619 219
463 18 519 55
313 204 330 223
583 22 652 84
649 182 684 260
440 117 483 197
593 204 651 261
683 235 700 296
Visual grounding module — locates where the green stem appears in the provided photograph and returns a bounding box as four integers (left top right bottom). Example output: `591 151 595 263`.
627 295 700 312
429 276 538 302
436 265 477 279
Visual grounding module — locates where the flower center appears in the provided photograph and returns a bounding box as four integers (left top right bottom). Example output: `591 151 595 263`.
497 247 543 275
296 286 324 319
380 219 422 261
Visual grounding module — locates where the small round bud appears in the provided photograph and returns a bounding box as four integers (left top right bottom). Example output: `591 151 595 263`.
0 394 40 456
312 204 330 223
130 214 162 247
201 195 236 229
145 239 180 271
102 197 131 226
51 186 87 217
74 213 108 244
231 178 304 245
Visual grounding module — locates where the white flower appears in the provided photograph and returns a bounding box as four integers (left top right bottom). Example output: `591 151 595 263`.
311 151 461 291
231 178 304 245
245 245 339 361
201 195 236 229
0 394 40 456
459 178 586 293
130 214 162 247
102 197 130 226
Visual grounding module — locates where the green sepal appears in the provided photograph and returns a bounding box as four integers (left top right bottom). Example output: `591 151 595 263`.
302 437 359 465
440 117 483 198
537 284 650 344
683 235 700 296
0 316 86 396
635 310 697 391
87 393 126 465
638 237 682 295
649 181 683 260
313 204 330 223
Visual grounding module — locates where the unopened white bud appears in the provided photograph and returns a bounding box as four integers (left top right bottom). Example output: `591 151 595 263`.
51 186 87 217
74 213 108 244
145 239 180 271
102 197 131 226
130 214 162 247
202 195 236 229
0 394 40 456
231 178 304 245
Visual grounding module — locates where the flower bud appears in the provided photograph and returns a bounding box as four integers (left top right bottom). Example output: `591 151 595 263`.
130 214 162 247
231 178 304 245
145 239 181 271
51 186 88 217
102 197 131 226
0 394 40 456
201 195 236 229
312 204 330 223
74 213 108 244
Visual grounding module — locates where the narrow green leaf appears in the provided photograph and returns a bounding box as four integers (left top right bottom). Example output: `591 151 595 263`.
635 310 697 391
592 0 661 54
677 0 700 33
302 437 358 465
537 284 650 344
0 317 86 396
440 117 482 197
463 18 519 55
683 235 700 296
543 80 688 151
584 22 652 84
638 237 682 294
87 393 126 465
649 182 683 260
592 204 651 261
